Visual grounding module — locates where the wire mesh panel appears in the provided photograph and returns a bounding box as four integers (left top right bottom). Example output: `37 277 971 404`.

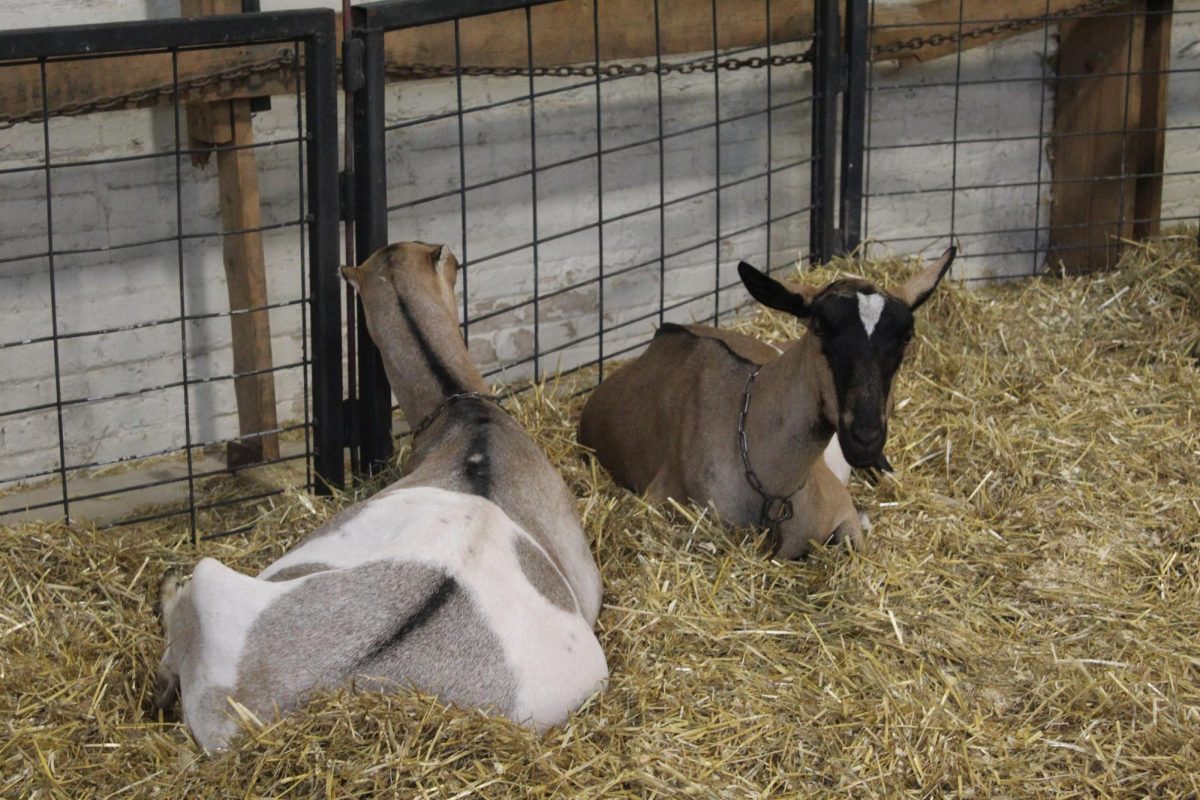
349 0 826 471
857 0 1198 281
0 12 343 540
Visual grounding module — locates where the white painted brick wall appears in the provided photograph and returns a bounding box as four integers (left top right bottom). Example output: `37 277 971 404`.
1163 5 1200 229
863 27 1058 278
1 0 1197 492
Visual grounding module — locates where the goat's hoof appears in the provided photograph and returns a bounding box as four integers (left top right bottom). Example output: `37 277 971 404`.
825 520 865 552
146 671 181 722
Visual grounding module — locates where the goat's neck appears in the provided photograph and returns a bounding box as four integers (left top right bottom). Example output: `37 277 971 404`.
740 334 833 496
373 293 489 428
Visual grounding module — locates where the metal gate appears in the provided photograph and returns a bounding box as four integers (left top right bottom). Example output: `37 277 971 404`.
0 10 343 539
344 0 854 474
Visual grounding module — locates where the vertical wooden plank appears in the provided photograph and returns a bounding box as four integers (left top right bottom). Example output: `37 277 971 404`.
183 0 280 467
1049 2 1145 274
217 99 280 466
183 0 236 168
1132 0 1173 240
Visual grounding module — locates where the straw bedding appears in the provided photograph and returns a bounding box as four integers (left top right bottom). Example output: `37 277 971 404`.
3 236 1198 798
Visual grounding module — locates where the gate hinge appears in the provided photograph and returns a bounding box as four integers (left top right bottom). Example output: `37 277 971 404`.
343 38 365 92
339 170 355 222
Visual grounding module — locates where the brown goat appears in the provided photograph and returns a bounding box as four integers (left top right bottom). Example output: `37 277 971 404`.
579 248 954 558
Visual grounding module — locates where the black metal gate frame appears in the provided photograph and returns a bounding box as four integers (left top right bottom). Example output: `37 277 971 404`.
812 0 868 264
0 9 346 505
348 0 562 474
346 0 865 475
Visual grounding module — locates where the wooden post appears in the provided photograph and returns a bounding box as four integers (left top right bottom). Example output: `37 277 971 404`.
1049 1 1172 273
1132 0 1173 241
183 0 280 468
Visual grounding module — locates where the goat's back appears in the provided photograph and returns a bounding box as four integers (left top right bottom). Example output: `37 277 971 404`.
404 404 603 624
579 323 781 493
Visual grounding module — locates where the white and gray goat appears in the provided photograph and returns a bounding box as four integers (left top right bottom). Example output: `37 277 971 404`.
579 249 955 558
151 242 606 750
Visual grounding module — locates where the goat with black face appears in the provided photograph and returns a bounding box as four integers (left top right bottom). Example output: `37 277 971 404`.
579 248 954 558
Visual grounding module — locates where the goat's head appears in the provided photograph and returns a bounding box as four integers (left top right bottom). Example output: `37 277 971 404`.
737 248 955 468
342 241 461 335
341 241 482 400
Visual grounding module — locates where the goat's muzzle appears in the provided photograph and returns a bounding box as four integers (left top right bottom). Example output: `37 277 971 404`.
839 421 886 468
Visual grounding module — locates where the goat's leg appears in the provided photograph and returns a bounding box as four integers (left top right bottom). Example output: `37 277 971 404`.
148 569 183 720
643 469 682 505
826 511 865 551
775 462 866 557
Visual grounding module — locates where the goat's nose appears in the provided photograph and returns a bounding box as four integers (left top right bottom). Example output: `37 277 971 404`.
847 424 883 452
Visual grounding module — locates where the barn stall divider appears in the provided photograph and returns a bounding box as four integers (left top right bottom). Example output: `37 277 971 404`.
0 9 344 540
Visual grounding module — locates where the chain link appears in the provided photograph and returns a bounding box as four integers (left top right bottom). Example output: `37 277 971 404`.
737 365 801 533
409 391 504 441
872 0 1126 58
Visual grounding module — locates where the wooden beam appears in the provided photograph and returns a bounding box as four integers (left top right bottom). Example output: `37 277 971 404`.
0 0 1129 126
1049 2 1157 273
2 44 294 128
183 0 279 468
379 0 813 70
1131 0 1172 240
213 99 280 468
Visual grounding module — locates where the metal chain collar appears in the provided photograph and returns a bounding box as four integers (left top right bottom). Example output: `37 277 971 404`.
872 0 1127 58
737 365 799 531
409 391 504 441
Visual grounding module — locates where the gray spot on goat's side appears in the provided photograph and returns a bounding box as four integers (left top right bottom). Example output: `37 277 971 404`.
513 537 576 613
264 563 332 582
232 560 518 721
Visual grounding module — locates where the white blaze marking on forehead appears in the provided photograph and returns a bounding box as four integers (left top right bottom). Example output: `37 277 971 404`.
857 292 885 337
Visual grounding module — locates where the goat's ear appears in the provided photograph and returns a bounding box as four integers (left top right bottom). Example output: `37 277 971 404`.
432 245 459 289
341 265 364 291
896 246 955 311
738 261 813 318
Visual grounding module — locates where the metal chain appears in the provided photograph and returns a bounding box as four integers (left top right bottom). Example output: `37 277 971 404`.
872 0 1127 58
0 47 299 131
0 47 809 131
383 49 812 82
737 366 799 531
409 391 504 441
